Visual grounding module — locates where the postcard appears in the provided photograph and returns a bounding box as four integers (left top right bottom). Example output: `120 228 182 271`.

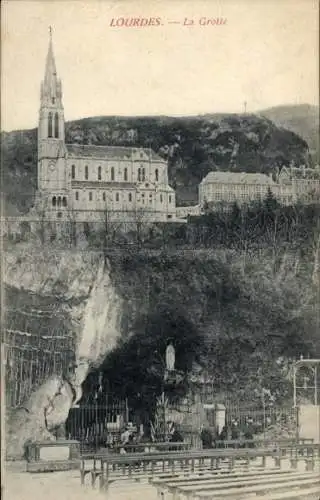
1 1 319 499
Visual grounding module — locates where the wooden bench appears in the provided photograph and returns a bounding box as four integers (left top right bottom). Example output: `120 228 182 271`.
80 444 320 494
179 472 320 499
81 448 279 491
255 485 320 500
152 468 293 496
111 441 191 453
214 437 314 449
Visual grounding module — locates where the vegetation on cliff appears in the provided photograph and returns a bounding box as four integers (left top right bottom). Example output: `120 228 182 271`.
1 111 312 214
78 199 320 415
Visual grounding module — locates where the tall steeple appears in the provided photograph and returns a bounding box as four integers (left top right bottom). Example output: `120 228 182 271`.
38 27 66 193
40 27 62 108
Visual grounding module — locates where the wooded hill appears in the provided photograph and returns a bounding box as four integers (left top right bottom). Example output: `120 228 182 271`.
1 111 312 213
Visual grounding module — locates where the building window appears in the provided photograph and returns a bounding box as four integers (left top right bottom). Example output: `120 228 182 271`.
89 192 92 201
160 194 163 203
169 195 172 203
103 192 106 202
98 166 102 180
142 167 146 181
111 167 115 181
52 196 56 206
52 97 55 104
71 165 75 179
155 169 159 182
48 112 53 138
138 168 141 182
54 112 59 138
85 165 88 180
128 193 132 202
124 167 128 181
116 192 119 202
75 191 79 201
62 197 67 207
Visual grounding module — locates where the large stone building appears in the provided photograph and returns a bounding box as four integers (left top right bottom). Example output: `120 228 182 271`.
199 172 277 209
199 167 320 210
278 164 320 204
36 33 176 222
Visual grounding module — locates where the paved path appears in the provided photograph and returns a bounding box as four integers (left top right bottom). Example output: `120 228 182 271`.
4 460 319 500
3 462 157 500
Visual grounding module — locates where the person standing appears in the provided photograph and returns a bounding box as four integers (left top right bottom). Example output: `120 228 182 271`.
200 427 213 449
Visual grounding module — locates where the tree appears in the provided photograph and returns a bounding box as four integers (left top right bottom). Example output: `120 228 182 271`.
263 187 279 213
133 207 148 246
66 207 77 247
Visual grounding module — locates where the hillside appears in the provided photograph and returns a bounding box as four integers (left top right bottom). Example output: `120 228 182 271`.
258 104 319 162
3 197 320 454
1 112 311 213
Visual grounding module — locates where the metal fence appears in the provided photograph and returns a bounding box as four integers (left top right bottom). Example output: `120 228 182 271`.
224 405 299 438
65 398 128 452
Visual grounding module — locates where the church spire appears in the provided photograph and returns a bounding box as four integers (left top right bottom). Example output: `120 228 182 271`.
44 26 57 82
40 27 62 107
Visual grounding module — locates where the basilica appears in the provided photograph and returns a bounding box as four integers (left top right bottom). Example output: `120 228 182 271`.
36 33 176 222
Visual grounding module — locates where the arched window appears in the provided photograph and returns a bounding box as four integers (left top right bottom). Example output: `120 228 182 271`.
62 197 67 207
54 112 59 138
75 192 79 201
98 166 102 180
116 192 119 202
52 196 56 206
103 192 106 202
48 112 53 138
160 194 163 203
169 195 172 204
138 168 141 182
124 168 128 181
89 192 92 201
57 197 62 207
142 168 146 182
155 169 159 182
128 193 132 202
85 165 88 180
71 165 75 179
111 167 115 181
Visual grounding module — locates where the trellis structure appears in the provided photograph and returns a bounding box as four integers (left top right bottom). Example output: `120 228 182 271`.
292 358 320 407
4 282 76 408
3 329 75 408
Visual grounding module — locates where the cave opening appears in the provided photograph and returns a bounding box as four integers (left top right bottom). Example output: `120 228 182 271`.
65 303 204 449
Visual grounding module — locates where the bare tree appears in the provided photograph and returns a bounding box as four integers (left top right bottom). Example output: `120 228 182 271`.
66 207 77 247
133 206 148 247
35 197 50 246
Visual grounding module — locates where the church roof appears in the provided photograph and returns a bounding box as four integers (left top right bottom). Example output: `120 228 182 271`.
66 144 165 162
201 171 275 185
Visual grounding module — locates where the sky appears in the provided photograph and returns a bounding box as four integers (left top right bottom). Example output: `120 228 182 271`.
1 0 319 132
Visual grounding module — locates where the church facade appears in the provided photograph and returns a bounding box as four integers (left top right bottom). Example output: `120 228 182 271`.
36 34 176 222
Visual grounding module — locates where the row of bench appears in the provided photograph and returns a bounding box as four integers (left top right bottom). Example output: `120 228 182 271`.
95 437 313 454
151 468 320 500
80 443 320 492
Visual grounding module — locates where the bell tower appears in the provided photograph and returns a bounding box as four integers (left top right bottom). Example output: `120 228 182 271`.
38 27 67 193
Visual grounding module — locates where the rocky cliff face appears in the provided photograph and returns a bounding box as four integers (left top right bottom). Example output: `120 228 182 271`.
4 243 123 458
